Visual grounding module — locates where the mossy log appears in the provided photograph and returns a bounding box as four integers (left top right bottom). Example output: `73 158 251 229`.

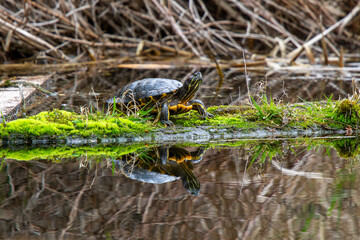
1 98 358 146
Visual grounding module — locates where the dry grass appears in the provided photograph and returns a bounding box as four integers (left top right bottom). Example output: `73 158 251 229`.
0 0 359 63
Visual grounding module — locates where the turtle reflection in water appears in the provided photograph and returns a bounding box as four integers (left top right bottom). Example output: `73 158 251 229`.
112 146 206 196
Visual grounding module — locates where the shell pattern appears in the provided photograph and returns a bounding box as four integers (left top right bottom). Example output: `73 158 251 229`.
110 78 183 104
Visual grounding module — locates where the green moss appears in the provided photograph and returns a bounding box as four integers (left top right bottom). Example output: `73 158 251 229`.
332 99 360 125
3 119 74 137
172 106 257 129
3 137 360 163
0 97 358 141
172 100 341 130
32 109 76 124
331 138 360 159
0 144 147 161
0 109 149 139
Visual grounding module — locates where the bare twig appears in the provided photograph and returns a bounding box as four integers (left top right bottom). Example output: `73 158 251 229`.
0 17 60 55
151 0 200 56
60 175 90 240
288 2 360 62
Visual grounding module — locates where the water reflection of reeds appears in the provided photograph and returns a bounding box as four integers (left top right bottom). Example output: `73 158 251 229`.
1 143 360 239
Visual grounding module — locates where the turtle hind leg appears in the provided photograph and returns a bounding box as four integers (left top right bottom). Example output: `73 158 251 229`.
189 99 214 119
160 102 175 127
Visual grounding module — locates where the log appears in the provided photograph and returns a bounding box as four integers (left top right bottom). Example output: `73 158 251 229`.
0 74 53 121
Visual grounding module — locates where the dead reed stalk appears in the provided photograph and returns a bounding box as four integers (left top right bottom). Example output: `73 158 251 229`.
0 0 359 63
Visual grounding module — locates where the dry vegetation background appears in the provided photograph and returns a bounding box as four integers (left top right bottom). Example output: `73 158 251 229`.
0 0 359 63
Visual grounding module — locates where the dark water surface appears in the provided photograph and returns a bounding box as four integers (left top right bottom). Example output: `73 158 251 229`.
1 139 360 239
22 61 360 116
2 59 360 239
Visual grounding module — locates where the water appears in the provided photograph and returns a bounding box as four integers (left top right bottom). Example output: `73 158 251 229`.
1 138 360 239
1 58 360 239
19 61 360 116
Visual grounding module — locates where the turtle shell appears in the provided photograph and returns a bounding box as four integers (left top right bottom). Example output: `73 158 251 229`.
112 159 180 184
110 146 201 195
108 78 183 104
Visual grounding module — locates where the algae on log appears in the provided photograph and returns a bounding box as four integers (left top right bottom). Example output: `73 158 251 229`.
2 137 359 163
0 99 356 146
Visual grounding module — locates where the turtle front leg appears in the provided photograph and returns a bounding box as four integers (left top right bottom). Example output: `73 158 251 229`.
190 147 206 163
160 102 175 127
158 146 170 165
189 99 214 119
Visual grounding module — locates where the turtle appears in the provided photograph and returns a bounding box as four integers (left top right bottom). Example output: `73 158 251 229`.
111 146 206 196
107 72 214 126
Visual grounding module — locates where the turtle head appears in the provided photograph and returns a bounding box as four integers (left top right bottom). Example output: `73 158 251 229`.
184 72 202 88
183 176 201 196
181 72 202 103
